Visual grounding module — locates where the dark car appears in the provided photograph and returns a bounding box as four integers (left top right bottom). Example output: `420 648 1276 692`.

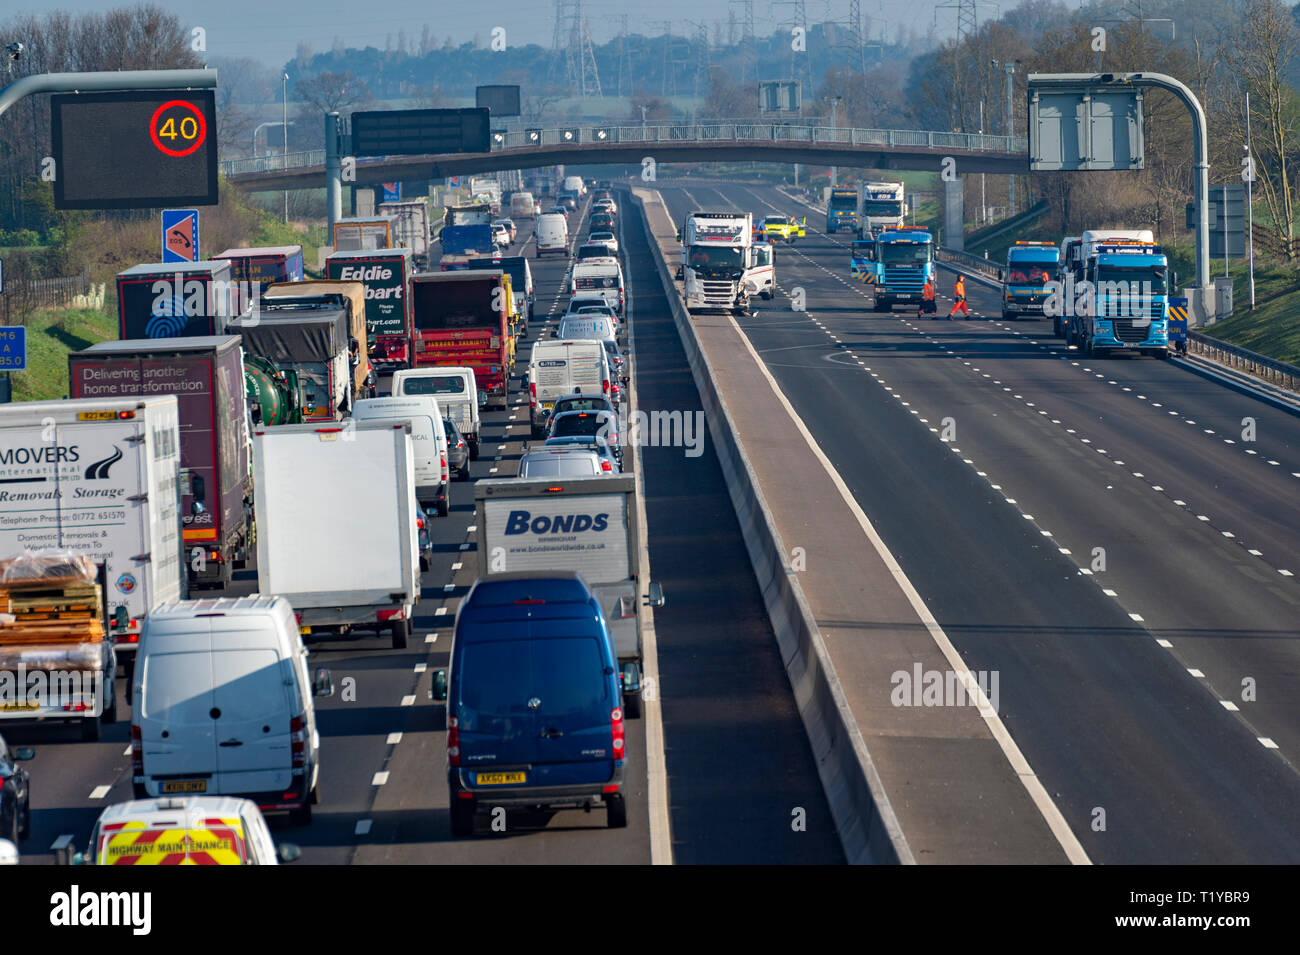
590 212 616 232
431 572 628 836
416 504 435 573
444 418 471 481
550 394 617 419
0 736 33 845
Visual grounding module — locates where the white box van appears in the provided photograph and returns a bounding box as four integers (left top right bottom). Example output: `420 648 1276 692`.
132 596 334 825
510 191 536 219
528 339 610 438
352 396 450 516
391 367 481 460
536 213 569 258
571 259 624 314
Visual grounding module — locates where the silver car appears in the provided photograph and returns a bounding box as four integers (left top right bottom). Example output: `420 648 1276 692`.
517 448 610 477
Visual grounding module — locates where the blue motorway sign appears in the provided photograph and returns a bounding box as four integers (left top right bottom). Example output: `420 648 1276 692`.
0 326 27 372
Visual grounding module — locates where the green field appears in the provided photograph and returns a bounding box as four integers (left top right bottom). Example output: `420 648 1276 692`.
11 307 117 402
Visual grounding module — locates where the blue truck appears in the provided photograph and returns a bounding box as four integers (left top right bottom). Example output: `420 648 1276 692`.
1001 241 1060 321
1068 242 1172 359
868 227 935 313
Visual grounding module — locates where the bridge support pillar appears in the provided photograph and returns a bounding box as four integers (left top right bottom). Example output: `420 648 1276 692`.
943 176 965 252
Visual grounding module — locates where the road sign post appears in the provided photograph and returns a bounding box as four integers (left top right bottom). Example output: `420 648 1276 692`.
161 209 200 262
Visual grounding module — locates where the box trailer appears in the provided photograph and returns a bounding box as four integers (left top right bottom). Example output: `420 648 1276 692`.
377 201 431 268
325 249 416 370
211 246 305 311
116 260 239 340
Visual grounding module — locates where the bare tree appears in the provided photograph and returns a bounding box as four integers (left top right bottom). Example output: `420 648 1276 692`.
293 71 373 116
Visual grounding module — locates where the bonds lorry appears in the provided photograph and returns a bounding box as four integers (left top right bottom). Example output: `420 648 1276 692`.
678 211 761 316
333 217 398 254
325 248 415 370
378 201 432 269
254 421 420 650
0 550 118 741
441 204 495 261
116 260 239 340
68 336 252 591
410 271 513 409
868 226 935 313
211 247 304 312
1068 240 1172 359
858 181 905 237
474 475 663 718
0 397 184 678
826 186 860 234
1002 241 1061 321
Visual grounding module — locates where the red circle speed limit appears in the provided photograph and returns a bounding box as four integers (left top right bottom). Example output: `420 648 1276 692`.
149 100 207 157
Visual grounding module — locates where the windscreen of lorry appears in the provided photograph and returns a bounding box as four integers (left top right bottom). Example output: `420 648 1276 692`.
1096 264 1167 296
862 199 903 216
401 375 467 396
880 243 932 266
1008 265 1053 284
828 194 857 210
413 281 499 330
688 246 745 278
457 638 608 731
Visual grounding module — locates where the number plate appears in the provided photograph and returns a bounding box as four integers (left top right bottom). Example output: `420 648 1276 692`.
895 294 914 300
162 780 207 793
0 702 38 711
476 771 526 786
299 625 311 635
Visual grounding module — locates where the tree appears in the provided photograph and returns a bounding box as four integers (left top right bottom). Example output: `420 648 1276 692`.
294 71 374 115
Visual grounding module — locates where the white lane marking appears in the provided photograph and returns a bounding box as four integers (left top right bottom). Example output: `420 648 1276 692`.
355 819 373 835
723 308 1090 865
1188 668 1205 678
1156 639 1173 648
1221 701 1239 711
51 834 74 851
123 745 133 757
1103 589 1117 597
387 732 403 745
425 632 437 643
1281 569 1295 577
435 607 447 616
400 695 416 706
89 785 112 799
414 663 428 673
372 772 390 786
1260 738 1280 749
1129 613 1145 622
451 562 462 571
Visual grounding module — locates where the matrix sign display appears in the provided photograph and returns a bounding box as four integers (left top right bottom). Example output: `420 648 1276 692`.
51 90 219 210
351 108 490 157
476 85 521 118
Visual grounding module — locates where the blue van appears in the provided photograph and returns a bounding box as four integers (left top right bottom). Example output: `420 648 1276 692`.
432 571 628 836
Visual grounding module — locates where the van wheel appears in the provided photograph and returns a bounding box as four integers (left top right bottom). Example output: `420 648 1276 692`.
437 497 450 518
390 619 409 650
450 799 475 837
80 715 101 742
606 793 627 829
133 783 148 799
289 801 312 826
310 780 320 805
624 691 642 720
102 677 118 725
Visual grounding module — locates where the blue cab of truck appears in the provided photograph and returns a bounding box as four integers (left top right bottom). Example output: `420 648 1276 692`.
870 227 934 312
1002 241 1060 320
1076 242 1172 359
431 571 628 836
850 239 875 281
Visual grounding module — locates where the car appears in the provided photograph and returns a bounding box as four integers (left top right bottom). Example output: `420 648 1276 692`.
576 243 617 263
560 195 578 211
565 293 616 316
430 571 629 835
547 409 620 447
444 417 471 481
80 796 301 865
517 447 609 477
0 736 32 845
490 223 510 249
416 504 434 572
493 218 517 242
762 214 806 243
597 180 613 189
590 212 616 232
547 205 569 220
544 433 621 472
587 231 619 255
593 198 618 215
550 393 616 417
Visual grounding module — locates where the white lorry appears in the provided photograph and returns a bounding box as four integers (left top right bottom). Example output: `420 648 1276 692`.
378 200 432 269
333 216 399 253
678 211 761 316
0 397 184 679
858 181 906 237
474 475 663 718
252 421 420 649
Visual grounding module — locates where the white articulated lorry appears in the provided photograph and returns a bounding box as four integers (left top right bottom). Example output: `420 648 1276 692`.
858 181 905 237
0 397 184 681
474 475 663 718
253 420 420 650
678 211 761 315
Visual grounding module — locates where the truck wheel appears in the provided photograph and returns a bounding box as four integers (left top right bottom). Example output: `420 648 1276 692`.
133 783 148 800
450 799 475 837
437 496 450 518
469 438 480 461
391 619 409 650
606 793 628 829
81 715 102 742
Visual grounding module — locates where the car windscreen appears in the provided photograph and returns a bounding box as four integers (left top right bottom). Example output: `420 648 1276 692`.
457 638 609 728
401 375 466 396
551 413 612 438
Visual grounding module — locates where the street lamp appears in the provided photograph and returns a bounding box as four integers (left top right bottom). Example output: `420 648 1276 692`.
282 72 289 224
829 96 842 186
992 58 1018 215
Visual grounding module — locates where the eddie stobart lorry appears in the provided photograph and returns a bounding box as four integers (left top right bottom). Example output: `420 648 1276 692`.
677 211 762 315
866 226 936 313
1001 241 1061 321
1063 240 1173 359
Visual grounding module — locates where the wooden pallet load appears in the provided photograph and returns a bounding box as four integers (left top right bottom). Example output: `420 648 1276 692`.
0 554 104 671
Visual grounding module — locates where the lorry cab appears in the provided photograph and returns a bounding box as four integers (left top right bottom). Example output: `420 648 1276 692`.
1073 242 1172 359
351 396 451 516
133 596 333 825
433 571 627 836
1001 241 1060 321
870 227 934 312
391 367 481 461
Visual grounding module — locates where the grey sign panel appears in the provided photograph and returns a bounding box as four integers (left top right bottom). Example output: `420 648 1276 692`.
759 80 801 112
1028 87 1144 171
476 85 521 118
351 108 490 157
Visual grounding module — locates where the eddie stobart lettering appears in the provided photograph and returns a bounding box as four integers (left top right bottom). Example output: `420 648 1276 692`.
504 509 609 535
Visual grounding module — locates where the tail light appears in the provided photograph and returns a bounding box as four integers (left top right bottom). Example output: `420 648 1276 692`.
611 707 625 762
530 381 537 408
447 716 461 767
291 716 306 769
416 516 426 529
377 608 406 622
131 725 143 774
602 379 609 394
601 460 613 472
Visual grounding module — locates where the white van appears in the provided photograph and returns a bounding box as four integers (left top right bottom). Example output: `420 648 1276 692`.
133 596 334 826
563 175 586 196
352 396 450 516
86 795 299 865
571 258 624 314
528 339 610 438
536 212 569 257
391 367 481 460
510 191 536 219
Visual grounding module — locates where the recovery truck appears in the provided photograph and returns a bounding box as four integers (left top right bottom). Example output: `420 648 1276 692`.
677 211 762 316
1067 241 1172 359
475 476 663 718
868 226 935 313
858 181 905 237
1001 241 1060 321
68 336 252 590
410 271 514 410
826 186 860 234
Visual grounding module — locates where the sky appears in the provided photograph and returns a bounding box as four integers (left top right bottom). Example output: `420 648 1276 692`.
19 0 953 70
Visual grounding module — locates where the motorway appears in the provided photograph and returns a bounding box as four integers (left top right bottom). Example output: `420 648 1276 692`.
655 179 1300 862
16 188 842 865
